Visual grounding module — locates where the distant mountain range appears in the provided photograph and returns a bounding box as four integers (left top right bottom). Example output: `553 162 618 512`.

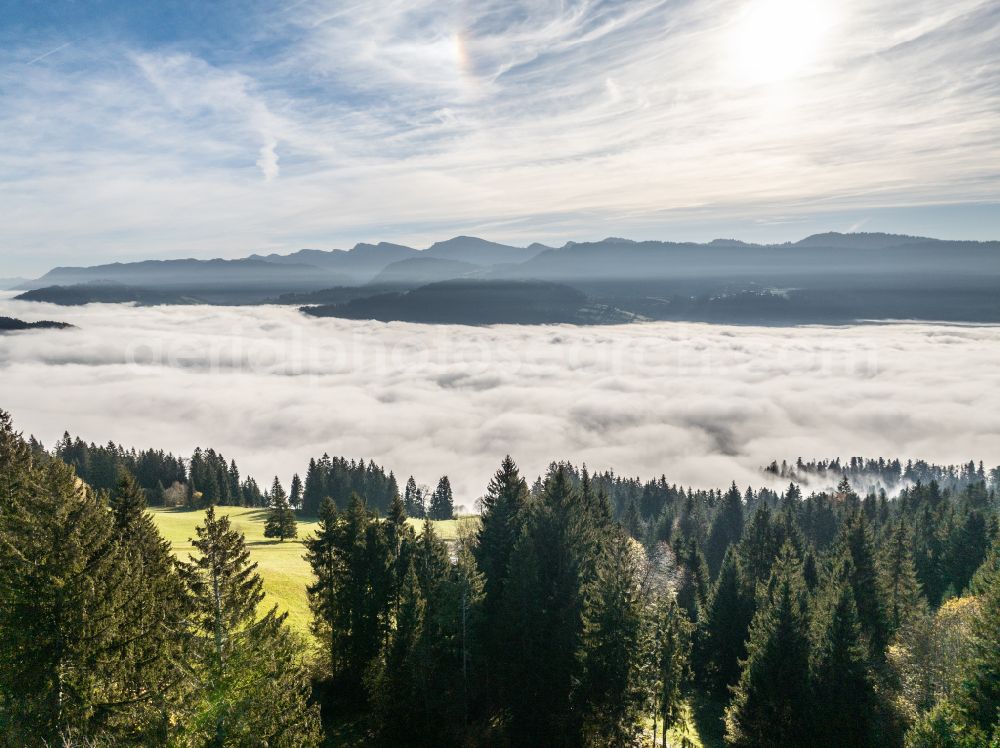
11 232 1000 324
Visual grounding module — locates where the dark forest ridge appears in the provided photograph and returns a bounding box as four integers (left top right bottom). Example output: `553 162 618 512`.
0 315 72 331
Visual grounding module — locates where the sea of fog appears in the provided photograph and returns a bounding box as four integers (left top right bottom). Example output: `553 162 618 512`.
2 293 999 506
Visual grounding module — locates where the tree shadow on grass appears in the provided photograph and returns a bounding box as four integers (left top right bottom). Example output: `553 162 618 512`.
688 694 727 748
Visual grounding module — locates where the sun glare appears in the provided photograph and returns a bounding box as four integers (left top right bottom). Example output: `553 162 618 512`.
727 0 833 85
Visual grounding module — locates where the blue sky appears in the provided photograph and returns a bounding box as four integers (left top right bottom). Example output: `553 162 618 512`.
1 0 998 275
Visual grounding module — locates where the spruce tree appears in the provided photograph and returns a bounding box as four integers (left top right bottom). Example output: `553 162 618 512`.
367 562 424 743
880 520 926 635
107 471 190 743
810 565 880 747
952 537 1000 739
724 546 813 747
706 482 744 577
263 476 297 541
837 511 891 662
580 528 647 746
501 467 599 745
408 519 483 743
304 496 343 676
308 493 392 694
697 549 753 696
0 413 133 744
429 475 455 520
384 491 416 625
404 475 424 517
675 537 710 623
651 594 691 747
736 503 777 592
288 472 302 510
176 507 320 745
474 455 528 697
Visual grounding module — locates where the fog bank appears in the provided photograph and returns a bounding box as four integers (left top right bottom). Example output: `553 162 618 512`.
2 295 998 504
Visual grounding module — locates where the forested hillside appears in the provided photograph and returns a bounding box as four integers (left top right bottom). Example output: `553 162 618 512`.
2 409 998 746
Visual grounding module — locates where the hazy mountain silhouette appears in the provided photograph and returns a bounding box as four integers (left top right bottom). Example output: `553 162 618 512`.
370 257 481 286
13 232 1000 323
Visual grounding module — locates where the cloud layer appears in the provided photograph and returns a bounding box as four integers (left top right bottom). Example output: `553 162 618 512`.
2 297 999 504
2 0 999 274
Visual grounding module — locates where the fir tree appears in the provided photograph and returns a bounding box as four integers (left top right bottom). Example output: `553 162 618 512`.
735 503 777 592
880 520 926 634
810 565 880 747
697 549 753 695
429 475 455 520
367 562 424 743
410 519 483 743
952 538 1000 739
0 414 133 744
724 547 813 748
107 471 190 743
502 467 599 745
384 491 415 623
651 594 691 747
474 456 529 698
837 511 891 661
675 537 710 623
263 476 297 541
404 475 424 518
706 482 744 577
176 507 320 745
288 472 302 510
304 497 343 677
580 528 647 746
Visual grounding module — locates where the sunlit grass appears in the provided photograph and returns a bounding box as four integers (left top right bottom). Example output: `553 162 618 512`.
150 507 479 635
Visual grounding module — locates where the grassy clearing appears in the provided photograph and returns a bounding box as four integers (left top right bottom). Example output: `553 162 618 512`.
150 507 479 635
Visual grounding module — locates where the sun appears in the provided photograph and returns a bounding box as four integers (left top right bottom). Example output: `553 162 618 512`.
726 0 834 85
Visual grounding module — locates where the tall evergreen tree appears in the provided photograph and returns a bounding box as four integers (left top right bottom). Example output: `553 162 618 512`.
675 537 710 623
502 467 599 746
697 549 753 695
412 519 483 743
288 473 302 510
404 475 424 518
176 507 320 745
706 482 745 577
474 455 529 697
107 471 190 743
304 497 343 677
367 562 424 743
651 594 691 747
735 503 777 593
724 547 813 747
429 475 455 520
263 476 297 541
837 511 891 661
880 520 926 635
580 529 647 746
810 565 880 747
952 538 1000 739
0 414 134 744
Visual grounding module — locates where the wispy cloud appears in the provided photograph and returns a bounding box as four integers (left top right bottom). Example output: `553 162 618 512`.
0 0 998 274
24 41 72 65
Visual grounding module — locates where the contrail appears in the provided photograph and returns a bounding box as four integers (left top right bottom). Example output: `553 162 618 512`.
25 41 71 65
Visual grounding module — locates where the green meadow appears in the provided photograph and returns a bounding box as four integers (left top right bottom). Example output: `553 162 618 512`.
150 507 478 635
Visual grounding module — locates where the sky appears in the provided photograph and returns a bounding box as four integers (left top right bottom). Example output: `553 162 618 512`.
3 295 1000 501
1 0 999 276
